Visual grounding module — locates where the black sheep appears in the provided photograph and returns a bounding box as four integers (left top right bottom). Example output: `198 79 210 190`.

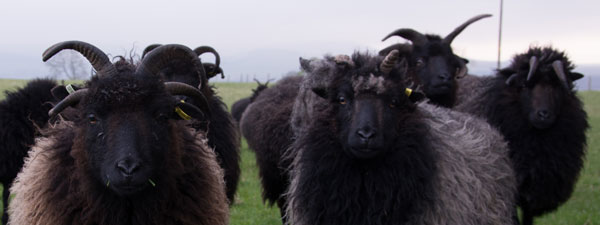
231 79 270 123
239 75 302 221
286 50 516 224
142 43 240 203
455 47 588 225
380 14 491 108
8 42 229 225
0 78 58 225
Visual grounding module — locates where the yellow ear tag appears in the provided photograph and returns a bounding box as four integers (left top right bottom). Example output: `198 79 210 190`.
405 88 413 97
175 100 192 120
66 84 76 94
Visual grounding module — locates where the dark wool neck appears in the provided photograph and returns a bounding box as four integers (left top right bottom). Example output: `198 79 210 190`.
291 116 437 224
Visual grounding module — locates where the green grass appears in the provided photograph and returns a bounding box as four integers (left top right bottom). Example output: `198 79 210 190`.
0 80 598 225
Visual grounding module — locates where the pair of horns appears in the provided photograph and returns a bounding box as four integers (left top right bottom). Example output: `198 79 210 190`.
506 56 575 90
382 14 492 45
45 41 210 117
143 44 223 79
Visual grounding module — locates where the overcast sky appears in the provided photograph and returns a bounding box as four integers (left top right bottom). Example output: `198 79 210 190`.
0 0 598 79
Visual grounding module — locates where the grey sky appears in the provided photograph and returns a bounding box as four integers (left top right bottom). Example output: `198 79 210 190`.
0 0 598 79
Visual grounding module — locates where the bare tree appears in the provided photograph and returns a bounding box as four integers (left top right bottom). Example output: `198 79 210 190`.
45 50 92 80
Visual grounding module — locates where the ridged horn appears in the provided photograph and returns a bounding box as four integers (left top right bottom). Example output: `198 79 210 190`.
382 28 428 46
526 56 539 83
380 49 400 75
142 44 162 58
379 43 413 56
443 14 492 44
48 89 89 117
137 44 207 89
552 60 570 89
505 73 519 86
194 46 221 69
164 82 211 116
43 41 116 77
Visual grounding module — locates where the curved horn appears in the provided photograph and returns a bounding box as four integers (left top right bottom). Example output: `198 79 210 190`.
203 62 225 79
526 56 539 83
43 41 116 76
138 44 207 89
443 14 492 44
142 44 162 58
382 28 428 46
505 73 519 86
164 82 211 116
552 60 570 89
194 46 221 68
380 49 400 75
379 43 413 56
48 89 89 117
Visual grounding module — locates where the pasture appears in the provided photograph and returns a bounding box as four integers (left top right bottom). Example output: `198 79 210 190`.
0 79 598 225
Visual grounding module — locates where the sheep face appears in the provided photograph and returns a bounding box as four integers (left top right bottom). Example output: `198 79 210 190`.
502 47 584 129
311 53 416 159
44 41 210 196
80 74 180 196
410 38 464 99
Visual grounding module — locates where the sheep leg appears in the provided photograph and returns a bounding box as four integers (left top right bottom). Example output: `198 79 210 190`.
521 208 534 225
2 184 9 225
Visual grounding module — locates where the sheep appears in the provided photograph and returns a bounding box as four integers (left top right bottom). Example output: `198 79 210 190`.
379 14 491 108
8 41 229 225
239 75 303 221
142 43 240 203
0 78 59 225
454 47 588 225
285 50 517 225
230 79 270 123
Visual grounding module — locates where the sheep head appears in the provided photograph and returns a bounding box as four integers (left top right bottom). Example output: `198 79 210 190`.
308 50 424 159
501 47 584 129
45 41 210 196
380 14 491 107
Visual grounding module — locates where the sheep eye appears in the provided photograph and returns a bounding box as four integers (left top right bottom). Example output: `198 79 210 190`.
88 114 98 124
338 96 347 105
415 58 425 67
156 113 169 122
390 99 399 108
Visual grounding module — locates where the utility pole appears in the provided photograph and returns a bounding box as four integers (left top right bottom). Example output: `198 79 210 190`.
497 0 504 70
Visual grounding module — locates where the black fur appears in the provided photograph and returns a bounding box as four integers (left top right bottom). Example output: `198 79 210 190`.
239 75 302 221
231 81 269 122
288 52 437 224
0 78 57 224
152 51 240 203
455 47 588 225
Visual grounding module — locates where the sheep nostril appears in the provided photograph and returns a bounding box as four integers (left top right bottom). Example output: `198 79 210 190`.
357 129 376 140
537 110 550 119
117 160 140 176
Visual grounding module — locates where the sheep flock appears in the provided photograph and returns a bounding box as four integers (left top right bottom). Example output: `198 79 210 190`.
0 13 591 225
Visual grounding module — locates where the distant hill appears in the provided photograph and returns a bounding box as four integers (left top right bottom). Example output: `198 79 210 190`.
1 49 599 90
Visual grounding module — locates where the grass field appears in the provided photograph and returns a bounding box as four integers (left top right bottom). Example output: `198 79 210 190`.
0 79 598 225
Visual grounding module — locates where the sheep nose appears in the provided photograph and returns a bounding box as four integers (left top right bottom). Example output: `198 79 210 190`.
438 72 451 81
117 160 140 176
357 129 376 141
537 110 550 120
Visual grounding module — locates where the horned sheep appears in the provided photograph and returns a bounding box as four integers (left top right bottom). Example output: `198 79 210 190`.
454 47 588 225
285 50 517 225
8 41 229 225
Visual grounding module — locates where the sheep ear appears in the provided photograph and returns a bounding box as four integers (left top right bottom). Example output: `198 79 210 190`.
173 101 207 121
570 72 584 81
312 87 328 99
407 89 426 103
300 57 312 72
459 56 469 64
